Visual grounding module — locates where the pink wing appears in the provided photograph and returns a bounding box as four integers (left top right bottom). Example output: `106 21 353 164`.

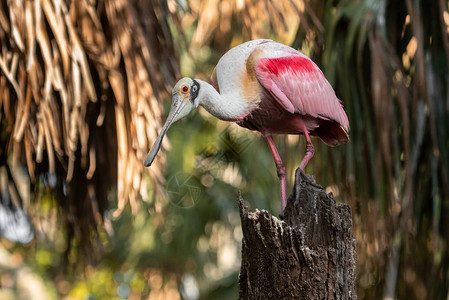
254 54 349 132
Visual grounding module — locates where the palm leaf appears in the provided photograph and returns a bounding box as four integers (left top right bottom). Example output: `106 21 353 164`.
0 0 179 258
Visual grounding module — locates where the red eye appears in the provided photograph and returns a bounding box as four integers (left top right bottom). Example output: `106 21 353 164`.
182 86 189 93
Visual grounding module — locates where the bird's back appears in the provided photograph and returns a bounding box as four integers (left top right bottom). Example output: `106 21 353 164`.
211 40 267 107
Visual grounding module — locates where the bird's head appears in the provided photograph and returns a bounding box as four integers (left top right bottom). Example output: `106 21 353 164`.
144 77 201 167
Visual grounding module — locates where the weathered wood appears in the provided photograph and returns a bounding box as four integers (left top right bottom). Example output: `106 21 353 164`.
238 169 357 300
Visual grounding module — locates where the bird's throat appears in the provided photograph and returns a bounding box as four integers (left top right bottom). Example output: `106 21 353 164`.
197 80 252 122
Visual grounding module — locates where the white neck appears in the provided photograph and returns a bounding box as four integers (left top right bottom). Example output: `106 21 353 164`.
195 80 250 121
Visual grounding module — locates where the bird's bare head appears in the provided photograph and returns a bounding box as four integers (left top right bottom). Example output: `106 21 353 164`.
172 77 201 107
144 77 200 167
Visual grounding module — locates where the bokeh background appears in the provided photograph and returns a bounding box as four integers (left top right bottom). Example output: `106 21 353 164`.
1 0 448 299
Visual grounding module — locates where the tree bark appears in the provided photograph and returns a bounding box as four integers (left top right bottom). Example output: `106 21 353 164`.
238 169 357 300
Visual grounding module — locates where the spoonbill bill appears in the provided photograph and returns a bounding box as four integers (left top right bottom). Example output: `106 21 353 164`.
144 39 349 215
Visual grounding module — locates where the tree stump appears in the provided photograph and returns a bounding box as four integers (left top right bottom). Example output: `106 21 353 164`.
238 169 357 300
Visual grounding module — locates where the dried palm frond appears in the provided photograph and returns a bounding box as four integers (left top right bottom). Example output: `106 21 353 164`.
0 0 179 259
185 0 309 51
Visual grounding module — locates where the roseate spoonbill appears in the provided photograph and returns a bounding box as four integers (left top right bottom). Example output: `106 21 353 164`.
144 39 349 215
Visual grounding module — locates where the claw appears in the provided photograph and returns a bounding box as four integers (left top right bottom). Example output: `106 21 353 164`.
294 168 322 206
297 168 322 188
294 168 302 206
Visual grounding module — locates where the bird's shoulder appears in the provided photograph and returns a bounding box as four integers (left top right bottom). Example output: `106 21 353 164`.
249 41 306 63
249 42 315 76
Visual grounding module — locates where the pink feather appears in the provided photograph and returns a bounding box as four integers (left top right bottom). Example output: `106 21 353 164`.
255 55 349 134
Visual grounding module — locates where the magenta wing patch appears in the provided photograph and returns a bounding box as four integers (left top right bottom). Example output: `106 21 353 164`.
254 55 349 131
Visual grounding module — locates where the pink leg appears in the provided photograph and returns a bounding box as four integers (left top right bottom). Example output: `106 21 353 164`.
264 134 287 215
298 123 315 171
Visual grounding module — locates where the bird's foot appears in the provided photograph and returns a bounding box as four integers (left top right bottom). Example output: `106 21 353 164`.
296 168 322 188
294 168 322 205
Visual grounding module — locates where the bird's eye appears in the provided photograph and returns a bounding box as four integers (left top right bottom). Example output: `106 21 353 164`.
192 85 198 93
182 86 189 93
